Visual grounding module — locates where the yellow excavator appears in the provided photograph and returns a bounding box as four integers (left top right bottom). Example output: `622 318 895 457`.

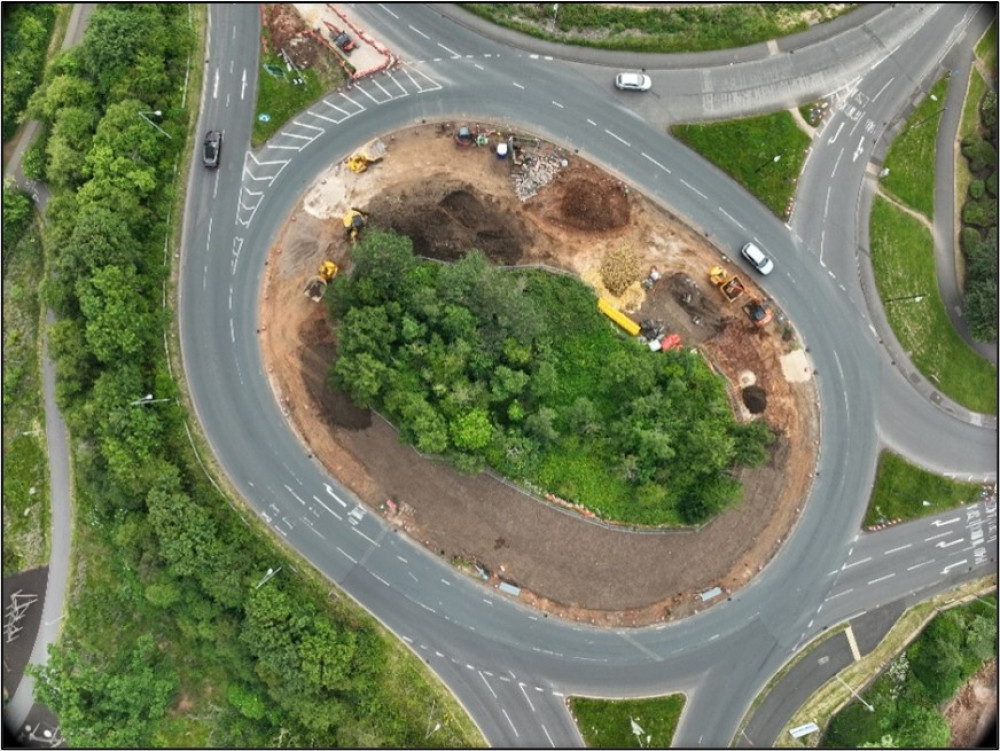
345 138 386 174
343 208 368 244
304 260 339 302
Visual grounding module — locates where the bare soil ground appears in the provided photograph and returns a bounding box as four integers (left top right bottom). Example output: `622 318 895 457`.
259 123 819 626
942 659 998 748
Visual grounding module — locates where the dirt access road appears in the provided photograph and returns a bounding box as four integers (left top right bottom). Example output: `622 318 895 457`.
259 123 819 626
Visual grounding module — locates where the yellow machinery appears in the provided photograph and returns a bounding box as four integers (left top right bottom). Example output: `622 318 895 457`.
597 298 640 336
709 265 745 303
343 208 368 244
304 260 339 302
346 138 386 174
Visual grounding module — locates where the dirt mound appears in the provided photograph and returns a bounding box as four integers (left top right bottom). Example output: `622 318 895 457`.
558 177 630 230
668 273 726 335
298 311 371 430
368 184 527 265
742 385 767 413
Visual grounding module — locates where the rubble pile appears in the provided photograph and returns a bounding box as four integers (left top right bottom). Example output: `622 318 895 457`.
511 151 566 201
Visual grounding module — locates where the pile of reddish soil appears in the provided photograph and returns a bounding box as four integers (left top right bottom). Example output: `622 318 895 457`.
558 177 630 230
259 124 819 626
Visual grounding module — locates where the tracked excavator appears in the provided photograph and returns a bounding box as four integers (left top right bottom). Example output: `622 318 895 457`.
343 208 368 243
304 260 339 302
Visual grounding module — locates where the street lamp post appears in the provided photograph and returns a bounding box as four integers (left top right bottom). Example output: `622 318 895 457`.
130 394 173 406
835 674 874 712
138 109 172 139
754 154 782 174
255 566 281 589
883 292 926 304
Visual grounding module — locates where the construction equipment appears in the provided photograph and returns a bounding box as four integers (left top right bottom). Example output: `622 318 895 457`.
641 266 661 290
597 298 640 336
334 30 356 54
343 208 368 244
743 297 773 327
346 138 387 174
709 265 746 303
304 260 339 302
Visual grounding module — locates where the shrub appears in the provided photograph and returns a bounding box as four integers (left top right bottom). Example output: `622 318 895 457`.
969 179 985 199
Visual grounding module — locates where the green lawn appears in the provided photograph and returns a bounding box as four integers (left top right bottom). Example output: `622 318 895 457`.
975 19 997 78
461 4 856 53
2 220 49 575
569 695 685 748
869 196 997 414
252 54 326 146
671 111 811 218
881 74 950 220
864 450 983 526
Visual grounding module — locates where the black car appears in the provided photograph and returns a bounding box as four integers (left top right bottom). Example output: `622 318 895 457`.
203 130 222 168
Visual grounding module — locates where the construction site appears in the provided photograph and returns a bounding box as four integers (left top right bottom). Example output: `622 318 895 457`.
260 122 820 626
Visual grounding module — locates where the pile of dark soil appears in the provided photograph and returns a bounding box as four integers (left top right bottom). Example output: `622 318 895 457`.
558 177 630 230
742 385 767 414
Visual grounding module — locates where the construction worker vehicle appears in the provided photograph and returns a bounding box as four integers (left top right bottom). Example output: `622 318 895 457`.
743 298 773 327
304 260 339 302
343 208 368 244
346 138 387 174
709 265 746 303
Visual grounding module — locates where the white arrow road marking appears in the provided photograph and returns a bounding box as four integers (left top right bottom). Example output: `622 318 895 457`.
851 137 865 162
827 121 844 144
932 516 961 526
936 538 964 549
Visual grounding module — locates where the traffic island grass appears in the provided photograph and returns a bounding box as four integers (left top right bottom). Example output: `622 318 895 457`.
781 578 997 748
869 195 997 414
671 111 810 218
881 74 950 220
569 694 685 748
975 19 997 80
252 53 326 147
2 217 50 575
460 4 857 53
864 450 984 527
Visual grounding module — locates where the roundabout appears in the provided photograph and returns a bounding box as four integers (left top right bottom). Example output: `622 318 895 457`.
180 4 997 746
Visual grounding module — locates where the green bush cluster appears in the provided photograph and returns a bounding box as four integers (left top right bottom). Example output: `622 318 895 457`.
1 3 57 141
823 594 997 748
329 233 773 525
24 6 475 748
959 90 998 341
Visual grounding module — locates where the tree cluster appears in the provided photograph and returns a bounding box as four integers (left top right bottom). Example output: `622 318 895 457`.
23 6 458 748
1 3 57 141
329 231 773 525
959 90 998 341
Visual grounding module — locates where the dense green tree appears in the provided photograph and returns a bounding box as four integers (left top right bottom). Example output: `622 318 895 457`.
76 263 153 363
450 408 493 452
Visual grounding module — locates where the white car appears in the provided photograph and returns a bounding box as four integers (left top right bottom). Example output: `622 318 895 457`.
741 242 774 275
615 72 651 91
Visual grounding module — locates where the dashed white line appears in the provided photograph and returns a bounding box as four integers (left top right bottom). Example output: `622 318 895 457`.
586 118 597 126
372 572 390 587
408 24 429 39
396 555 408 563
380 4 400 19
884 543 912 555
604 129 631 146
482 598 494 606
437 42 460 57
513 82 525 89
441 578 452 586
312 495 341 520
479 671 497 698
824 588 853 601
719 207 744 228
841 556 872 570
336 547 357 564
502 708 519 737
542 724 555 748
907 559 934 571
925 531 951 542
680 179 707 199
519 682 536 712
868 572 895 585
351 526 379 546
552 100 564 108
418 601 436 613
641 152 671 174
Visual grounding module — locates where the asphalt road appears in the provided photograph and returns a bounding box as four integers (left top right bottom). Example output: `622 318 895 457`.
178 4 998 747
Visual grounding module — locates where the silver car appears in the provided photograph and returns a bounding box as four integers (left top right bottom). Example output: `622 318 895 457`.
741 242 774 275
615 72 651 91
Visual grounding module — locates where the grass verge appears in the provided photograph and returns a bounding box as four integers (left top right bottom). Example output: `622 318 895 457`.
881 74 950 220
864 450 984 527
569 694 685 748
460 4 856 54
975 19 997 78
252 48 348 147
869 195 997 414
780 578 997 747
2 218 49 575
671 111 811 218
956 68 990 218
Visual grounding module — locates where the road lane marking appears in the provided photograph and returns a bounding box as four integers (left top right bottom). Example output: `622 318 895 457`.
325 483 348 506
867 572 895 585
604 129 630 146
941 559 968 574
825 588 853 601
884 543 912 555
924 531 951 541
513 82 525 89
437 42 460 57
336 547 357 564
418 601 435 613
586 118 597 126
519 682 536 712
719 207 744 229
841 556 872 570
213 68 220 99
935 538 963 549
380 4 400 19
396 555 408 563
552 691 564 697
641 152 671 173
679 179 707 198
312 495 341 520
351 526 379 546
408 572 418 582
552 100 564 108
871 77 894 102
845 624 862 661
502 709 519 737
827 121 844 144
542 724 555 748
241 68 247 100
851 136 865 162
479 671 497 698
372 572 389 587
482 598 494 606
907 559 934 571
441 578 451 586
408 24 428 39
932 516 961 526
